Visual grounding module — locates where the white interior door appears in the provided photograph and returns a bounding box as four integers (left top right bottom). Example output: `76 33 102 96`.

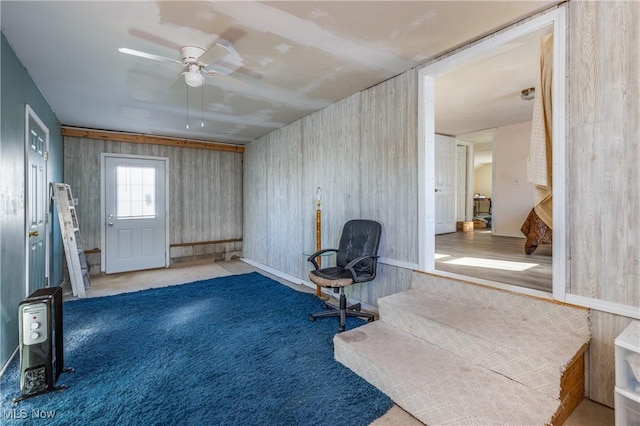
26 106 49 296
104 155 167 274
435 134 456 234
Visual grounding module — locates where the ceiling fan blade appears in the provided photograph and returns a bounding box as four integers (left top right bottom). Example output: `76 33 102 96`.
128 28 182 51
198 42 231 66
170 71 188 89
206 71 250 89
118 48 182 66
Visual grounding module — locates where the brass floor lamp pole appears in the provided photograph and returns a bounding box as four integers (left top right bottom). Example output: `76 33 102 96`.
315 188 323 297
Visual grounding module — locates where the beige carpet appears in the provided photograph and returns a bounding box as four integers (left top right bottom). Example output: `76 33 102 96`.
335 271 591 425
381 273 591 399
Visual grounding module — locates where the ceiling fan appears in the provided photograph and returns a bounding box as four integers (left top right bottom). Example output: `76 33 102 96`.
119 41 247 88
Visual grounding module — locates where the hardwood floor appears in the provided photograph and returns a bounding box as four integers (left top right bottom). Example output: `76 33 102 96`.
435 230 552 292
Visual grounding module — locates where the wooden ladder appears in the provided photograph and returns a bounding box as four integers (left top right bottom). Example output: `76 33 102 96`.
51 183 90 298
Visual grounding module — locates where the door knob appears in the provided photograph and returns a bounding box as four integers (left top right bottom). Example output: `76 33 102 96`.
28 230 40 237
435 188 441 192
108 222 114 227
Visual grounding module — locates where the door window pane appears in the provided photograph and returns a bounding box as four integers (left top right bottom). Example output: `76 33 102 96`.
116 166 156 218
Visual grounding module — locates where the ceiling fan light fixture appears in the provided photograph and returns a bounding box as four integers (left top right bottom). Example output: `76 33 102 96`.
184 70 204 88
521 87 535 101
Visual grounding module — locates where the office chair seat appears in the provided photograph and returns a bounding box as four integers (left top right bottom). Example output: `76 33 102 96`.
310 267 354 287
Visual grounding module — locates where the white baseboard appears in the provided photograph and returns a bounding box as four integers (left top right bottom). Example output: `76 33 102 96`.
240 258 378 314
0 346 18 378
565 294 640 320
240 258 317 291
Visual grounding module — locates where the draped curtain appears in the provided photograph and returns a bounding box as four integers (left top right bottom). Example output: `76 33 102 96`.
527 33 554 229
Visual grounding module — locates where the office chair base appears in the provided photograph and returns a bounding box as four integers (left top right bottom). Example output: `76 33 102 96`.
309 291 375 332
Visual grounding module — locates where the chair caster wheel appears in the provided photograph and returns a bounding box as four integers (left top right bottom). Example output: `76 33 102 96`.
321 303 329 309
338 325 345 332
309 315 316 322
367 317 375 322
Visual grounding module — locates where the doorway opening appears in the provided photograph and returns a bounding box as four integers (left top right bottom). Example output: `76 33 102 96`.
418 7 566 300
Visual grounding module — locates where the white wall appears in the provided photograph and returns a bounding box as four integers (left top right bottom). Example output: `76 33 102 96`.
474 164 493 198
492 121 535 237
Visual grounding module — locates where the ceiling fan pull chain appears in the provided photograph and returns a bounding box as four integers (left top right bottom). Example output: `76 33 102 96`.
201 83 204 128
186 85 190 130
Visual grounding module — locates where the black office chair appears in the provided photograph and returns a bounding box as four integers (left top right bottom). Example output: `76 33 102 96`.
307 219 382 332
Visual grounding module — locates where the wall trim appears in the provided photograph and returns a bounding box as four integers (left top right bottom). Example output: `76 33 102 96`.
170 238 242 248
427 270 555 301
379 257 419 270
62 126 244 153
0 347 19 379
241 258 309 287
83 237 243 253
241 258 379 313
565 294 640 320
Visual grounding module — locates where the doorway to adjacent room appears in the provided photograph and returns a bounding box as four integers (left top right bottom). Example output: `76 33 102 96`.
418 7 566 299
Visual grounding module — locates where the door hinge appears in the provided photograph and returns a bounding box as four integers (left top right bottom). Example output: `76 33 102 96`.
45 277 49 286
44 151 49 161
45 213 49 224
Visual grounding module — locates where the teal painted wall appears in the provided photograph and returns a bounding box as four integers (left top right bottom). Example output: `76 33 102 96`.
1 33 63 370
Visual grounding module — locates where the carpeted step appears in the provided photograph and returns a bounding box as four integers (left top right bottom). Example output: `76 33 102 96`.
334 321 561 426
377 272 590 399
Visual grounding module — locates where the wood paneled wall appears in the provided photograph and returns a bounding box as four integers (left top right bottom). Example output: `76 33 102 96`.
568 0 639 306
243 0 638 408
64 137 243 253
266 123 305 278
360 72 419 264
243 135 268 266
301 94 362 259
566 0 639 407
244 73 417 305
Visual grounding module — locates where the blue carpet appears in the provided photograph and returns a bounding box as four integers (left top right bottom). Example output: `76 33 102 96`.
1 272 392 425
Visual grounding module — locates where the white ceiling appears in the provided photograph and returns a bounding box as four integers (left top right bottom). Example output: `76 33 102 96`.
441 23 553 169
1 1 559 145
436 24 552 137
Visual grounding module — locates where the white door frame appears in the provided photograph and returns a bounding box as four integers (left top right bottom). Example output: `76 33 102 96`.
100 153 170 272
24 104 50 297
417 7 567 301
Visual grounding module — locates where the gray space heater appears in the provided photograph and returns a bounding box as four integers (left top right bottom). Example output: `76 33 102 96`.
14 286 72 403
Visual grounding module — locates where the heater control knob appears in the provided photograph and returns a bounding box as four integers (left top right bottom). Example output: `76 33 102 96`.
21 302 48 345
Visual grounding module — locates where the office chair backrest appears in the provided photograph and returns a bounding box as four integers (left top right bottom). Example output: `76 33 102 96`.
336 220 382 275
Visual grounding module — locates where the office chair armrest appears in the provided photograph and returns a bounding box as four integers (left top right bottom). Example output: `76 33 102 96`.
344 254 380 281
307 249 338 270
